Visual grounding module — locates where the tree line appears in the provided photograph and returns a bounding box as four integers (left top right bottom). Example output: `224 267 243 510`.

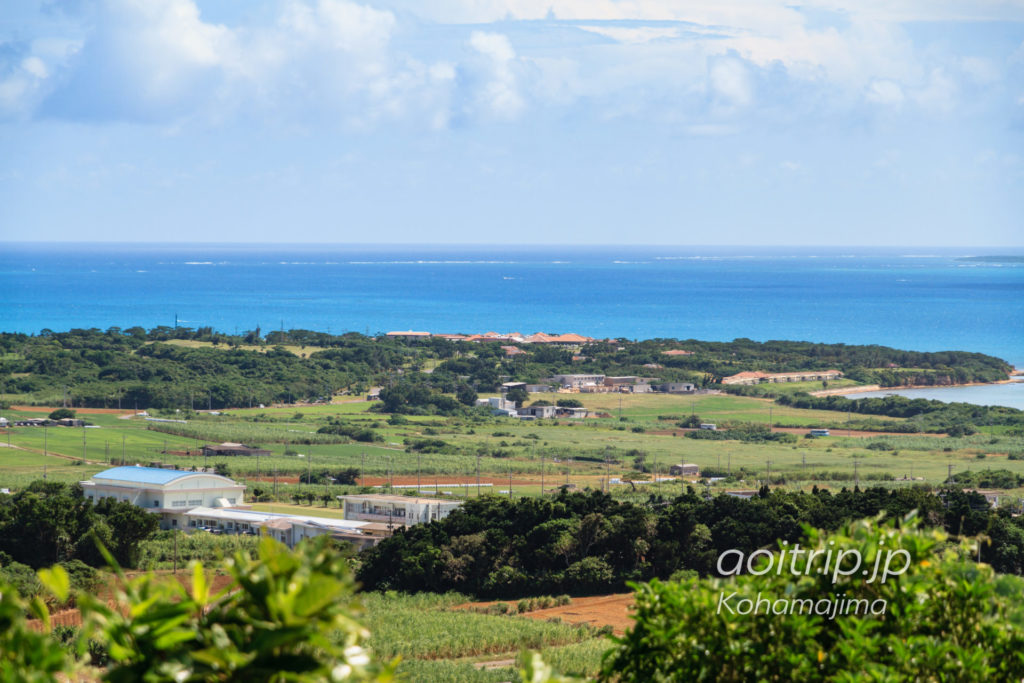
358 484 1024 598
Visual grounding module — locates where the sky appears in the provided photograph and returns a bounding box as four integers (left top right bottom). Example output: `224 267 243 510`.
0 0 1022 246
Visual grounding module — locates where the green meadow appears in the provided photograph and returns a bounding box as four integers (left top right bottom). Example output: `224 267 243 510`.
3 393 1024 498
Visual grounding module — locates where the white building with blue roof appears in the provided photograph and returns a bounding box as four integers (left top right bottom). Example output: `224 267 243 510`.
81 466 246 530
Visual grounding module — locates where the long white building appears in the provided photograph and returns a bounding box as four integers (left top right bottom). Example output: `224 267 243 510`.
339 494 462 524
80 466 446 550
81 466 246 530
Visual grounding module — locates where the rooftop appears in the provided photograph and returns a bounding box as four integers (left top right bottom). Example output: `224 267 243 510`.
340 493 464 506
91 466 212 486
185 506 369 529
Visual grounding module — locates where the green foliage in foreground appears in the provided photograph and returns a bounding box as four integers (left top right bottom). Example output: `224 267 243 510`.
601 514 1024 682
0 537 576 682
134 530 261 571
7 518 1024 681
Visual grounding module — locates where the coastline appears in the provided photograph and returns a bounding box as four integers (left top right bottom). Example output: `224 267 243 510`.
810 377 1021 398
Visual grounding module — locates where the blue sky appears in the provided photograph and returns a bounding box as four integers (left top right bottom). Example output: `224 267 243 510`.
1 0 1022 245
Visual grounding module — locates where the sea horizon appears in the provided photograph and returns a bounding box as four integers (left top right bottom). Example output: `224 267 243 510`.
3 243 1023 367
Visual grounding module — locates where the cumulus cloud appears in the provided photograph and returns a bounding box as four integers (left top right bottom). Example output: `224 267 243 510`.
6 0 1016 128
35 0 453 126
708 56 753 108
465 31 525 119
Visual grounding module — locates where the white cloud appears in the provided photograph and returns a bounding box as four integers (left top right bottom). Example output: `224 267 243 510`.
466 31 525 119
913 68 956 112
9 0 1017 127
578 26 680 44
709 56 753 107
866 79 904 106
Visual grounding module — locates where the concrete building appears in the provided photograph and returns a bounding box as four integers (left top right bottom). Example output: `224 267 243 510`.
669 463 701 477
479 396 518 415
549 374 606 390
183 507 389 550
721 370 843 386
339 494 463 525
657 382 696 393
519 404 557 419
81 466 246 530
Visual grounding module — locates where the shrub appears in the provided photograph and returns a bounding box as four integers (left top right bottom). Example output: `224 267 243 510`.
601 515 1024 682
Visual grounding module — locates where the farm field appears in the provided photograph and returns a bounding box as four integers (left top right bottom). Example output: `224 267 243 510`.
355 591 611 682
3 392 1024 498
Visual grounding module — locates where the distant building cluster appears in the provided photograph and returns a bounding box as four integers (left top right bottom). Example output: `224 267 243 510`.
386 330 596 346
721 370 843 386
11 417 86 427
80 466 462 551
535 374 696 395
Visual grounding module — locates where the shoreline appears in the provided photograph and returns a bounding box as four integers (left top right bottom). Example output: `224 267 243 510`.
811 377 1021 398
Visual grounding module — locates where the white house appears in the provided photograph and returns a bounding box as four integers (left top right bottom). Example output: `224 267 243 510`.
339 494 462 525
81 466 246 530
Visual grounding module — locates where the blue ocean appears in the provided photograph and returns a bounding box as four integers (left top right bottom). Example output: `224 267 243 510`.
2 244 1022 367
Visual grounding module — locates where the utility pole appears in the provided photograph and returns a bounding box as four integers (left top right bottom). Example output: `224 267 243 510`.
766 458 771 486
360 452 365 487
508 465 513 499
540 451 545 496
604 448 611 493
417 451 421 493
477 453 481 497
43 427 47 457
173 530 178 575
947 463 953 484
855 460 860 489
654 449 659 495
82 428 86 461
769 406 773 430
122 435 125 465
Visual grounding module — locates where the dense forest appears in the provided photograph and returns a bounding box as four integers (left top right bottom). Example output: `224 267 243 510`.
0 327 1012 410
358 483 1024 598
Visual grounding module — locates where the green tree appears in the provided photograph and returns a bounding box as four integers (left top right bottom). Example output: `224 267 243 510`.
456 383 478 406
48 408 75 420
75 537 397 681
506 387 528 406
601 514 1024 682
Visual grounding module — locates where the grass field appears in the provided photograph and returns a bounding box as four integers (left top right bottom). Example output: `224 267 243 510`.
154 338 327 358
3 392 1024 497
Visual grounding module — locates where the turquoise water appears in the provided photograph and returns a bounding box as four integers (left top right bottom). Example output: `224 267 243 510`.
844 380 1024 410
2 244 1022 366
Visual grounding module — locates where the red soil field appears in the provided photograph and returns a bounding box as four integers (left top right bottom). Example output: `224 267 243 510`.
459 593 636 635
